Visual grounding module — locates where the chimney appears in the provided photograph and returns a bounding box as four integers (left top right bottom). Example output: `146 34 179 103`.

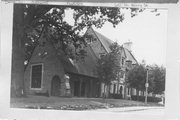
123 41 132 52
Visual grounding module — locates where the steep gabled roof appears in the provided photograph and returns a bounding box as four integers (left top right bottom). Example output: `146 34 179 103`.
88 27 138 65
123 48 138 64
58 45 98 78
91 28 114 53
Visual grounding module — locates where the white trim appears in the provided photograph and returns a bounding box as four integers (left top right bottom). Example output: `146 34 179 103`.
30 63 44 90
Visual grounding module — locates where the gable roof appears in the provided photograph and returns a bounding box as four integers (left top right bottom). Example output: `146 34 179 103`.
88 27 138 65
123 48 138 64
90 28 114 53
59 45 98 78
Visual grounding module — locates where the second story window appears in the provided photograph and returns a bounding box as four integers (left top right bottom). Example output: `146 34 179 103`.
99 53 106 58
120 71 124 78
122 57 125 65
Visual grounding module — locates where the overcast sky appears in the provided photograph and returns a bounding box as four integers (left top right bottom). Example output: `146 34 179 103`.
65 8 167 66
94 9 167 66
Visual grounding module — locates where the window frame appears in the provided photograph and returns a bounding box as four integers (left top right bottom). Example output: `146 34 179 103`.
30 63 44 90
121 57 125 66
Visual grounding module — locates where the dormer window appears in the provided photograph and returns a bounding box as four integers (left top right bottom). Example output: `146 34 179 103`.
126 60 132 68
99 53 106 58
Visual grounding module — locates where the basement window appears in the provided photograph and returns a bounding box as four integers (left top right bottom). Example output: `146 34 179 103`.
31 64 43 89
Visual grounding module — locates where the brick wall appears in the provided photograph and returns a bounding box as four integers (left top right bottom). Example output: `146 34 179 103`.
24 37 66 96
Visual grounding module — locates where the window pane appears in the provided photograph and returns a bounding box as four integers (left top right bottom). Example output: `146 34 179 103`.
31 64 42 88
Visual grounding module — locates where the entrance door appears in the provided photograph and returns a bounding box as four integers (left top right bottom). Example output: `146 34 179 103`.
51 75 61 96
113 84 116 94
74 80 86 97
119 86 123 98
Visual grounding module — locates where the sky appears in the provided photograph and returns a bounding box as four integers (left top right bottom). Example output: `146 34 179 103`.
64 8 167 66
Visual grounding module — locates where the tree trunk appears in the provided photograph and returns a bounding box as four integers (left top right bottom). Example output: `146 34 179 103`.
136 89 139 101
107 84 110 98
11 4 25 97
103 83 106 98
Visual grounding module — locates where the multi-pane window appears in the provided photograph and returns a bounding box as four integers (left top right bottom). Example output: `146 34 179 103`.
31 64 43 89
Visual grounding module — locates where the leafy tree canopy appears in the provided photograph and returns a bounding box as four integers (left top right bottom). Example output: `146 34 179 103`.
127 64 148 91
127 63 165 94
97 42 122 85
23 4 148 65
150 65 165 94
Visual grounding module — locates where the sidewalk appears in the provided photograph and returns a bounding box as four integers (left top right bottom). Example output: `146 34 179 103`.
94 106 164 112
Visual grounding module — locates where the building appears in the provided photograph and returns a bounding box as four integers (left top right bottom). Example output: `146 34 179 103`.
24 27 138 98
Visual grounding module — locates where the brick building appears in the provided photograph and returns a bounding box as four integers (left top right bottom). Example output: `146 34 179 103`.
24 27 138 98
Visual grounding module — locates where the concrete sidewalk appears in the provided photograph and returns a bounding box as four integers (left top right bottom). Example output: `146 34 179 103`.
93 106 164 113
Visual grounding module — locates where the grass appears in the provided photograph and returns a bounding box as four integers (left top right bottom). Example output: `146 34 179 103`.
10 95 164 110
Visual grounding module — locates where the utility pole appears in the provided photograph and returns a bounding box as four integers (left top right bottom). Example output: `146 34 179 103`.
145 66 149 104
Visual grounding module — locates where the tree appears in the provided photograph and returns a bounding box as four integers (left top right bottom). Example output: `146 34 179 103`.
97 42 121 97
126 64 154 96
150 65 165 94
127 64 166 97
11 5 25 97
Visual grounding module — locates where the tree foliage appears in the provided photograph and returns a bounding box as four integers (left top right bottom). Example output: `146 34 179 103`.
127 64 165 94
127 64 148 92
24 5 123 63
97 42 121 85
22 4 148 66
150 65 165 94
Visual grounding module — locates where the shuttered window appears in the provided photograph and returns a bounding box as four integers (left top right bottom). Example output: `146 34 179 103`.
31 64 42 89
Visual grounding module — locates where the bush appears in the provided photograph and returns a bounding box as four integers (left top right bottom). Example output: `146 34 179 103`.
131 95 162 103
110 94 123 99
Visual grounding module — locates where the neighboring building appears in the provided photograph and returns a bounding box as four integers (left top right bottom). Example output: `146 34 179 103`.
82 27 138 98
24 27 138 98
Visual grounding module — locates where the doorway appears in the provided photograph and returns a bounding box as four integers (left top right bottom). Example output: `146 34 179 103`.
73 80 86 97
51 75 61 96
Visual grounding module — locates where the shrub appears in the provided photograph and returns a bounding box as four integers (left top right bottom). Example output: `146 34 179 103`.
131 95 162 103
110 94 123 99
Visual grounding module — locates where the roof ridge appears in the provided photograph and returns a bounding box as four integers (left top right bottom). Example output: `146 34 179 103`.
123 47 138 64
90 27 109 53
93 29 114 43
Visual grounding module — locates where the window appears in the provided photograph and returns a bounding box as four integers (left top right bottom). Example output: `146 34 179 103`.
122 57 125 65
120 71 124 78
113 84 116 94
31 64 43 89
99 53 105 58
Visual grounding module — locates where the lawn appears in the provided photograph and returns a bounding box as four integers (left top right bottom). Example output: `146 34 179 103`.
10 95 163 110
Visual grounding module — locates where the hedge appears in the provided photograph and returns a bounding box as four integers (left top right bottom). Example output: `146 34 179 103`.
131 95 162 103
110 94 123 99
